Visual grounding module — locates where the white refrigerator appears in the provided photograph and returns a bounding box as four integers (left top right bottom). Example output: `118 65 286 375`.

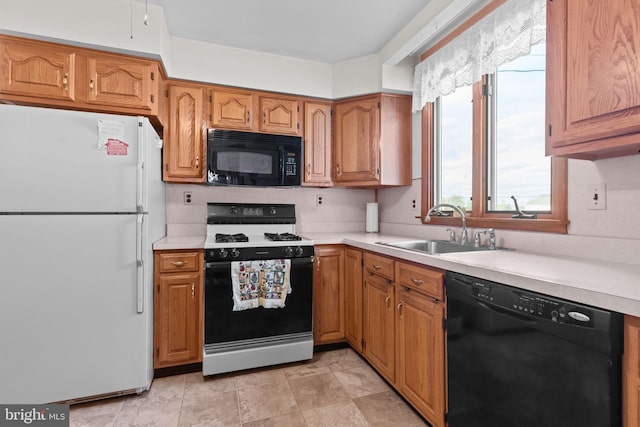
0 105 165 403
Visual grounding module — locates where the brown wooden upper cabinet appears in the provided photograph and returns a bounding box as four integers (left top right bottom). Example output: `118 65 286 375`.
164 83 208 182
0 37 76 102
0 35 163 123
333 93 411 187
546 0 640 159
303 101 333 186
259 96 301 135
86 53 159 112
211 90 255 130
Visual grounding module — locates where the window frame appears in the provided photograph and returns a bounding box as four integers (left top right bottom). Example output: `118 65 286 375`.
421 76 568 234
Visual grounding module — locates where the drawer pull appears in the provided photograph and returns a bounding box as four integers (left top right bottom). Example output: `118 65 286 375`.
171 261 186 267
89 79 94 91
410 278 424 285
63 73 68 90
191 284 195 299
372 264 382 270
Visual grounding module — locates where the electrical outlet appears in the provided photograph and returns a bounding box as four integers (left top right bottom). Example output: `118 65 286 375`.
316 194 324 207
411 199 417 211
587 183 606 210
183 191 193 205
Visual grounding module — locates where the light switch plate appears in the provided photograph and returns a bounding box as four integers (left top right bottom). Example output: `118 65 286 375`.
587 182 606 210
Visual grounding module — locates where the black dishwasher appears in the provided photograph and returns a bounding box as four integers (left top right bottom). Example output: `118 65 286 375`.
446 271 623 427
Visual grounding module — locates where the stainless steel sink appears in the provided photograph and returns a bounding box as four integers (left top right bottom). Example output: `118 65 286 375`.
377 240 492 254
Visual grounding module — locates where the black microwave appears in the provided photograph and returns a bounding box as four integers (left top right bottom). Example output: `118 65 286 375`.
206 129 302 186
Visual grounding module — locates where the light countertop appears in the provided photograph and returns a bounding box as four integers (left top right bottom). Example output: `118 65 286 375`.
155 231 640 316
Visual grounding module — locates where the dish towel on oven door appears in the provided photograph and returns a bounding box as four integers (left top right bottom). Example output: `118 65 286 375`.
231 259 292 311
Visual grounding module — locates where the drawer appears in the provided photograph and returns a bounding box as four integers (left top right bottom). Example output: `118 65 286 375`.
157 251 200 273
364 252 394 281
396 261 444 300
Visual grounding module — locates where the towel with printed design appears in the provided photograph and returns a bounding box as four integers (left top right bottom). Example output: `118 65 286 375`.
231 259 291 311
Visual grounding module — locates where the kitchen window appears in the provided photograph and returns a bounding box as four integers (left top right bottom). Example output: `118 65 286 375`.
416 0 567 234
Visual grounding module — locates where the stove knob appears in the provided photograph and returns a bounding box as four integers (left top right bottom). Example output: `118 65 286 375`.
218 248 228 259
284 247 294 257
269 207 277 215
295 246 304 257
230 207 238 215
230 248 240 258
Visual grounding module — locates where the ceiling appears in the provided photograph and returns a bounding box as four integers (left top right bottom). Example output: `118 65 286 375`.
141 0 430 63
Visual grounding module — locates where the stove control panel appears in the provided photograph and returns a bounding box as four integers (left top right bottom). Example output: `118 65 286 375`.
206 245 314 262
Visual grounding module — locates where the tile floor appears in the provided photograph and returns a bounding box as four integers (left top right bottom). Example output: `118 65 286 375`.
70 348 429 426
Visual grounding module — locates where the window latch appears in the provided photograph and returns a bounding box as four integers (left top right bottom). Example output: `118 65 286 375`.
510 195 537 219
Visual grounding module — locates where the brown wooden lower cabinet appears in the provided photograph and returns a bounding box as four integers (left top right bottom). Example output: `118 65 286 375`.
344 247 363 352
153 250 203 368
396 284 446 427
363 270 396 383
312 245 345 344
625 315 640 427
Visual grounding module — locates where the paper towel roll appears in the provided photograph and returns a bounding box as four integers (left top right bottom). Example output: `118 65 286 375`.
366 202 379 233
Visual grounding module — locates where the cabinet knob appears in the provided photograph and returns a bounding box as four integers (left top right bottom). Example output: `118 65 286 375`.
63 73 68 90
195 156 199 169
336 164 340 175
191 284 195 299
89 79 94 92
397 302 403 315
307 164 311 176
385 296 391 309
247 111 251 123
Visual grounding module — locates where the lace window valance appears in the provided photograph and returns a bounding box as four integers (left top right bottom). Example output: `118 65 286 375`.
412 0 545 111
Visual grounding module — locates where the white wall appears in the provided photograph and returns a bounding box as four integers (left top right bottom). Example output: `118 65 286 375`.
167 37 333 98
0 0 171 60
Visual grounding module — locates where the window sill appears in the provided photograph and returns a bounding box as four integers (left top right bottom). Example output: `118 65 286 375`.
421 216 568 234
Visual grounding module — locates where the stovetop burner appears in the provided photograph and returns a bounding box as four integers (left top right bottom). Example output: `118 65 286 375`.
264 232 302 241
215 233 249 243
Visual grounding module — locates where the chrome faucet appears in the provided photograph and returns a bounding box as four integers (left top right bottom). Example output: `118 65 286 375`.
473 228 497 249
425 204 468 245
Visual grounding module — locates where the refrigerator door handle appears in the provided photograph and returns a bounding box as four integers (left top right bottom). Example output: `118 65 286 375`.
136 118 144 213
136 214 144 313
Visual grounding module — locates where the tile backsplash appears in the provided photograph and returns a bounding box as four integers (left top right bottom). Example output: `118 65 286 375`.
165 184 375 235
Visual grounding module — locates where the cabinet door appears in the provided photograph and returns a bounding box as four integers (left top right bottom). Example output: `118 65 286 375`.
625 315 640 427
313 245 345 344
0 38 75 101
334 96 380 184
212 90 254 130
86 54 157 111
546 0 640 158
164 84 207 182
155 272 202 368
344 248 363 352
260 96 300 135
363 272 394 382
396 287 446 427
303 101 333 186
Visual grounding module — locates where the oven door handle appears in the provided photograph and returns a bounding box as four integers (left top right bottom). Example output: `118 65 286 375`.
205 257 313 269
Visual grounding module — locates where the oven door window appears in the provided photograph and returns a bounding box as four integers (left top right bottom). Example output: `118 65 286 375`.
204 258 313 345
